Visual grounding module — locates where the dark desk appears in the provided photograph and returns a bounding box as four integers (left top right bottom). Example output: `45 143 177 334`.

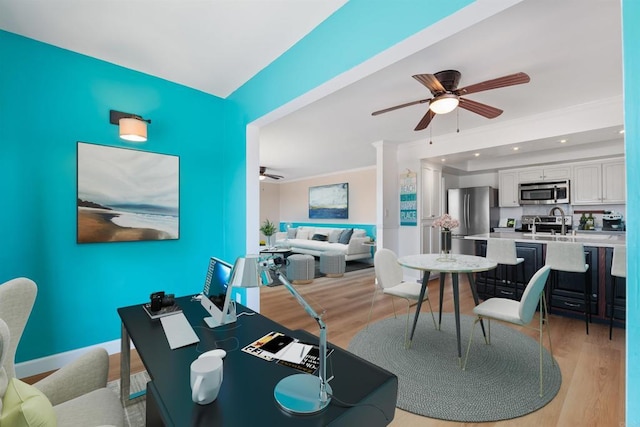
118 296 397 426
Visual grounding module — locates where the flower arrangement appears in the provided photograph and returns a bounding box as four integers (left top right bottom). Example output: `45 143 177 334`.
434 213 460 231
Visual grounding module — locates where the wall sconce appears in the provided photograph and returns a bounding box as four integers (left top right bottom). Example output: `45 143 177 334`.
109 110 151 142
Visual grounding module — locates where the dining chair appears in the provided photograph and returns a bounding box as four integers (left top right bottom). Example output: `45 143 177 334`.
463 265 553 397
367 248 437 348
485 238 525 297
610 245 626 340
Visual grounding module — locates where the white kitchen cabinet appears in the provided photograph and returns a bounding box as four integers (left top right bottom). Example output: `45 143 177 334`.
518 165 572 183
602 159 626 203
572 159 625 204
421 164 442 220
498 170 519 207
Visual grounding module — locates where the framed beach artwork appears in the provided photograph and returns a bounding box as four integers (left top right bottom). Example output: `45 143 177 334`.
76 142 179 243
308 183 348 219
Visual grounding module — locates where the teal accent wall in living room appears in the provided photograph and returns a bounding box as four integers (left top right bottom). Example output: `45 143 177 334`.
0 30 243 362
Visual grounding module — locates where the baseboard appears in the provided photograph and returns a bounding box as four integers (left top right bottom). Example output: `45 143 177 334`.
16 339 134 379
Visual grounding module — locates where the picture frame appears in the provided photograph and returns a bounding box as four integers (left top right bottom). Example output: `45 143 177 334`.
76 142 180 243
308 183 348 219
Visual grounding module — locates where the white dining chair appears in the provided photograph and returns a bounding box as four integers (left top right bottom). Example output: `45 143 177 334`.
368 248 437 348
610 245 626 340
463 265 553 397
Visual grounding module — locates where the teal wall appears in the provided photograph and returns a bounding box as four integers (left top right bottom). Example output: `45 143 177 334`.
622 1 639 424
0 30 244 362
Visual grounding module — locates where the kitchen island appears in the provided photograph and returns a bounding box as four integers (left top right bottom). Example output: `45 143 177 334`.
464 232 626 328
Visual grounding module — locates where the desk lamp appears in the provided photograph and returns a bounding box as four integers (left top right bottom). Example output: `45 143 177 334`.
229 255 332 415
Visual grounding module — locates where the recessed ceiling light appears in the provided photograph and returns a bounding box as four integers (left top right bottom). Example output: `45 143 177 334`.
513 147 519 151
441 158 446 162
559 139 567 143
474 153 480 157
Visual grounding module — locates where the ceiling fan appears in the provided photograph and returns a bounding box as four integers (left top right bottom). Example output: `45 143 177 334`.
259 166 284 180
372 70 530 131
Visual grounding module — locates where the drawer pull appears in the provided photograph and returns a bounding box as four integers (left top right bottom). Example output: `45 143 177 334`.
500 290 514 296
564 302 580 308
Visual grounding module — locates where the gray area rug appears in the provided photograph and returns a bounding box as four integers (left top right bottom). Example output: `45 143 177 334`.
348 314 561 422
107 371 149 427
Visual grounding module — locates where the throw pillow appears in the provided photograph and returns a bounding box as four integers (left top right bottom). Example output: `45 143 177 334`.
311 233 328 242
287 228 297 239
296 230 310 240
338 228 353 244
328 229 342 243
0 378 56 427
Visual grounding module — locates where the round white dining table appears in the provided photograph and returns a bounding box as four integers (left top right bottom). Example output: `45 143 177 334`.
397 254 497 364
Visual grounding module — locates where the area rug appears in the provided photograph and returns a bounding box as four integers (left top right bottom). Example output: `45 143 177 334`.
348 314 561 422
314 259 373 278
107 371 150 427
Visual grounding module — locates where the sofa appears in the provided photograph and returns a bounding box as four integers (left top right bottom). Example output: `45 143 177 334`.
275 226 372 261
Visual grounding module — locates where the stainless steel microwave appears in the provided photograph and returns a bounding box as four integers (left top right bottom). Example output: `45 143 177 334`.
518 180 570 205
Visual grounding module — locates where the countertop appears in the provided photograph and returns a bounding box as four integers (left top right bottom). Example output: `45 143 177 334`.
465 231 625 248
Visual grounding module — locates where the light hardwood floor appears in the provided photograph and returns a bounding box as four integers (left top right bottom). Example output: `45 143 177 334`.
103 268 624 427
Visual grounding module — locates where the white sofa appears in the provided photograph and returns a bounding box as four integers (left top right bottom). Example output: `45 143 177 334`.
274 226 372 261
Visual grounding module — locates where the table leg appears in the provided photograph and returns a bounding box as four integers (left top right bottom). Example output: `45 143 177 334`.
120 322 146 407
438 273 445 330
409 270 431 346
466 273 487 339
452 273 462 365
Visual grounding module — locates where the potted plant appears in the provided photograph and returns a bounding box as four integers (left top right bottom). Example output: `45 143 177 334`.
260 219 277 248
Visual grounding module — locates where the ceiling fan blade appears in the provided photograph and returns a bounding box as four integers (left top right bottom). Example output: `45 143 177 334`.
265 173 284 180
412 74 446 94
414 109 436 131
458 97 503 118
456 72 530 96
372 98 430 116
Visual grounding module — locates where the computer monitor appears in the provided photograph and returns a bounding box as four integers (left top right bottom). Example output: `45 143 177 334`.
201 257 236 328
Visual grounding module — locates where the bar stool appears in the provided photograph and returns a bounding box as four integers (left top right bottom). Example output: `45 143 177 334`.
609 245 626 340
485 238 525 298
545 242 591 334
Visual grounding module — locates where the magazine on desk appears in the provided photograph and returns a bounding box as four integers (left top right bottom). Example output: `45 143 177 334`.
242 331 333 375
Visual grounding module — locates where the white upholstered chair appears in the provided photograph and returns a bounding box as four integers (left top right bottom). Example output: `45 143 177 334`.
610 245 626 340
463 265 553 397
545 242 591 334
0 277 124 426
485 238 525 297
368 248 436 348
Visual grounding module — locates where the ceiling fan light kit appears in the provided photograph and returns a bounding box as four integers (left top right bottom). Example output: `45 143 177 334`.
372 70 530 132
429 93 459 114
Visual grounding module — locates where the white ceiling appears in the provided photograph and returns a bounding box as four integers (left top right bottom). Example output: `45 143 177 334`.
260 0 624 180
0 0 624 181
0 0 347 97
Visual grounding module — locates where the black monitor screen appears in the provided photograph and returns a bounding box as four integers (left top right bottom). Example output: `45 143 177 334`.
203 257 233 311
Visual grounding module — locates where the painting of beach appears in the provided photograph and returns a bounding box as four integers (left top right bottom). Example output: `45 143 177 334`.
77 142 179 243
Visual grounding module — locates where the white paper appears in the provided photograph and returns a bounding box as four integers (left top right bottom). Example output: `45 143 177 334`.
160 313 200 349
274 342 312 364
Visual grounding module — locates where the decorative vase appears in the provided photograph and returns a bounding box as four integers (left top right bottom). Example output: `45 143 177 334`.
438 230 454 262
267 235 275 249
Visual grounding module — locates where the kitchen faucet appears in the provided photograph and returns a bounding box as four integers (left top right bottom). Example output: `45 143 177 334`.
532 216 541 235
549 206 567 235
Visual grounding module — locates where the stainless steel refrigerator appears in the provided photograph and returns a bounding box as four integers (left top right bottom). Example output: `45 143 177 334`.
447 186 499 255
